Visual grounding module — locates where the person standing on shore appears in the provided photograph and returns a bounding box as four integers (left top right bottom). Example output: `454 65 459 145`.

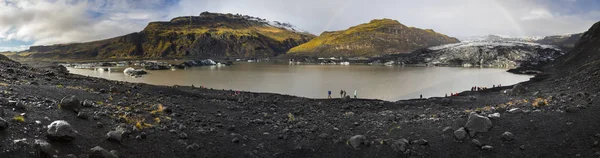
328 90 332 99
340 90 343 98
354 90 357 98
420 94 423 99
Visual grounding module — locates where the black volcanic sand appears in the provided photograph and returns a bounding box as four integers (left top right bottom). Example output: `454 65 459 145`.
0 55 599 158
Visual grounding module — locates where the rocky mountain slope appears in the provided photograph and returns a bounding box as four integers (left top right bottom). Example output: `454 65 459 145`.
371 41 563 68
17 12 315 60
287 19 460 57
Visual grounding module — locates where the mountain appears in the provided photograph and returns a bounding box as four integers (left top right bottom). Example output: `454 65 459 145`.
534 33 583 51
286 19 460 57
18 12 315 60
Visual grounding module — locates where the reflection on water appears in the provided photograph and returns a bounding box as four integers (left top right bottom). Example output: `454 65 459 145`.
67 63 532 101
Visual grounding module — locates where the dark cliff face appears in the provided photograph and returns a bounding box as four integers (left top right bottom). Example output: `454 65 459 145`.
534 33 583 51
23 12 315 60
555 21 600 71
287 19 460 57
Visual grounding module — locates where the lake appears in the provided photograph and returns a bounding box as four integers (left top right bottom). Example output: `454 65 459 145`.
67 63 532 101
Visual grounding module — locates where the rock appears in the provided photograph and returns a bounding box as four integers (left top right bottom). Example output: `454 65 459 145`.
77 112 89 119
35 139 56 156
442 126 453 135
508 108 522 113
89 146 118 158
520 145 526 150
471 139 482 147
391 138 409 152
109 87 118 93
106 127 126 143
565 106 579 113
481 145 493 151
348 135 367 149
232 138 240 143
66 154 78 158
186 143 200 151
82 100 94 107
465 112 492 134
46 120 78 142
412 139 428 146
96 122 103 128
487 113 500 118
179 132 188 139
99 89 107 94
501 131 514 141
60 95 80 110
454 127 467 140
0 117 8 130
511 84 526 95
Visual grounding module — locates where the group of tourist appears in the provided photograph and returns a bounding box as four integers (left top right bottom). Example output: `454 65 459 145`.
471 84 502 91
328 89 357 99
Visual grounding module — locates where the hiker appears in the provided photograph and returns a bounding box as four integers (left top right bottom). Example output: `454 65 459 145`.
445 93 448 97
328 90 332 99
340 90 344 98
420 94 423 99
492 85 495 88
343 90 347 98
354 90 357 98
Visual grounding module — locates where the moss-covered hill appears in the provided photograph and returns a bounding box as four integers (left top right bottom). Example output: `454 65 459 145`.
287 19 460 57
19 12 315 60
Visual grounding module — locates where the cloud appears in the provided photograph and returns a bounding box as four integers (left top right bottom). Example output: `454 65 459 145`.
0 0 173 46
0 0 599 50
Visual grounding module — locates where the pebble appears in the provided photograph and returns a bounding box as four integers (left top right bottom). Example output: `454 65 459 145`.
454 127 467 140
481 145 493 151
471 139 482 147
501 131 514 141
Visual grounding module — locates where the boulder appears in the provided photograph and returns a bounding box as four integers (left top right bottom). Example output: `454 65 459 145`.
481 145 493 151
35 139 56 156
90 146 119 158
454 127 467 140
511 84 526 95
106 127 126 143
390 138 409 152
46 120 78 142
501 131 514 141
465 112 492 135
471 139 482 147
348 135 367 149
60 95 80 110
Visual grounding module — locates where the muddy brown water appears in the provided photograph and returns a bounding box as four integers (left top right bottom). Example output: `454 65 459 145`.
67 63 532 101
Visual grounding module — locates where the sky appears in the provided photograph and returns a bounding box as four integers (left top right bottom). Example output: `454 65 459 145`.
1 0 599 52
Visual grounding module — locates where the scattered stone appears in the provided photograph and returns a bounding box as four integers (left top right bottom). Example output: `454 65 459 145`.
412 139 428 146
465 112 492 136
106 127 126 143
82 100 94 107
454 127 467 140
487 113 500 118
511 84 526 95
481 145 493 151
179 132 188 139
232 138 240 143
442 126 453 135
96 122 103 128
501 131 514 141
508 108 522 113
109 87 118 93
471 139 482 147
391 138 409 152
186 143 200 151
594 141 598 147
565 106 579 113
520 145 525 150
46 120 78 142
0 117 8 130
99 89 107 94
348 135 367 149
13 138 29 147
89 146 118 158
60 95 80 110
35 139 56 156
77 112 89 119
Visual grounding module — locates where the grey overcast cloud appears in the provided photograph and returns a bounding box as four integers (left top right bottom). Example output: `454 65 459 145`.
0 0 599 51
